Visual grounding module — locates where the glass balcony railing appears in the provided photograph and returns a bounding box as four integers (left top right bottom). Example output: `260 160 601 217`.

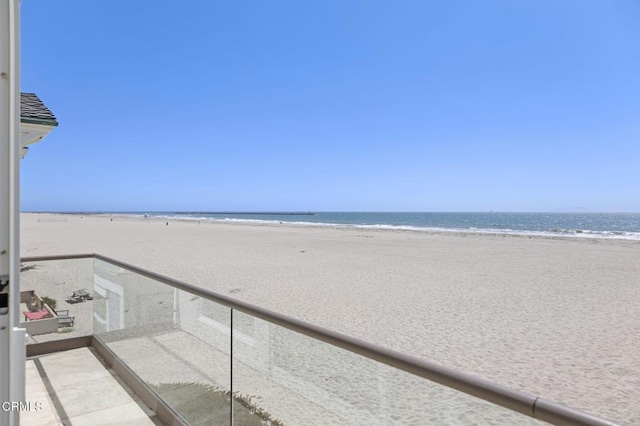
20 254 616 426
93 257 232 424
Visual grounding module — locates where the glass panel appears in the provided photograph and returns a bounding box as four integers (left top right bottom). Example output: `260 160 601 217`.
19 258 94 344
93 258 231 424
19 257 563 423
231 310 546 425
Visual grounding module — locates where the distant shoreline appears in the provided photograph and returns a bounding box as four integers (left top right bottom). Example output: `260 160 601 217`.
22 212 640 242
27 211 316 216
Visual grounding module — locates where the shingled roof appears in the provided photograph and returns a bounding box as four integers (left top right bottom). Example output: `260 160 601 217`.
20 92 58 126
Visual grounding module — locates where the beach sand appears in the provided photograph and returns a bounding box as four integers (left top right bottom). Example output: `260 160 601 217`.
19 213 640 424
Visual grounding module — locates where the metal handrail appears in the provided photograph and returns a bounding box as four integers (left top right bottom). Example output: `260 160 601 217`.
21 253 618 426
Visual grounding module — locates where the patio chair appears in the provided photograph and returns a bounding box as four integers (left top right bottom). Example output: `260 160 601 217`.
57 310 75 328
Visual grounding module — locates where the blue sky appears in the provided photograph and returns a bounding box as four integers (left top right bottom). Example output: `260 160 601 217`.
19 1 640 212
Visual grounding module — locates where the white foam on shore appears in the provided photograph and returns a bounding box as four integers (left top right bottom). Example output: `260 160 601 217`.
139 214 640 241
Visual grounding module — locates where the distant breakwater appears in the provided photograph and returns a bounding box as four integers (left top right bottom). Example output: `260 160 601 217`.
51 211 316 216
185 212 315 216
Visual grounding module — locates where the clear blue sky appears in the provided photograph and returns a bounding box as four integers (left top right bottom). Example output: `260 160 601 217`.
19 1 640 212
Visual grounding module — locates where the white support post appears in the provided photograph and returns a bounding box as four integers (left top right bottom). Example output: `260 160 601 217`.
1 1 25 425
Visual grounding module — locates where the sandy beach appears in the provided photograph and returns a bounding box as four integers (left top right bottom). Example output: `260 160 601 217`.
19 213 640 424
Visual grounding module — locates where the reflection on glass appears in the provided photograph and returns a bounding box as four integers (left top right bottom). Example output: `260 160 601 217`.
93 259 231 424
231 310 545 425
93 260 174 337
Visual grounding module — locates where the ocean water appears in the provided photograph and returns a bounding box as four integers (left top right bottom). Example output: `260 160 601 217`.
119 211 640 240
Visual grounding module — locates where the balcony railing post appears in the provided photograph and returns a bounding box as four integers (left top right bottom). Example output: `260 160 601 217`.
230 307 234 426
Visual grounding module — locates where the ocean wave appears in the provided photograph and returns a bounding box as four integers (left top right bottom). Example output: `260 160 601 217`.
140 214 640 240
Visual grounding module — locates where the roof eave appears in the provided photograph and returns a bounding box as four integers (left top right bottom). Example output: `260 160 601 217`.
20 117 59 127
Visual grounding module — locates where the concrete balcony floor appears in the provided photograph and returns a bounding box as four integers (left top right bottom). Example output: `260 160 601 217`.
23 347 160 425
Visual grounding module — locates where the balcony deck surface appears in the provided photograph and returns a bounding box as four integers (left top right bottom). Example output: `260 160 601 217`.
22 347 159 425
